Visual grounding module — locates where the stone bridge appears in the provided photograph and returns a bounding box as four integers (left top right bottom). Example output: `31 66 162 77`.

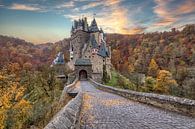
45 79 195 129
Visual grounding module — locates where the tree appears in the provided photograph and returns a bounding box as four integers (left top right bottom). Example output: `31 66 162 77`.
154 70 178 94
148 59 159 77
144 76 156 92
23 62 33 71
111 49 120 71
128 64 134 73
0 67 31 129
102 64 109 83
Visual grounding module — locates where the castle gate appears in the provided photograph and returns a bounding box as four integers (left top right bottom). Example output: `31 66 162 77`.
75 59 92 80
79 70 87 80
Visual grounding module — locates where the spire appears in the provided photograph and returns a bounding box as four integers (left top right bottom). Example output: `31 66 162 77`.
90 18 99 32
83 17 88 31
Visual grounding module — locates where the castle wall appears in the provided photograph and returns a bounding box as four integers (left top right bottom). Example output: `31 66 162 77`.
75 65 92 79
82 46 103 75
69 17 112 81
70 30 89 67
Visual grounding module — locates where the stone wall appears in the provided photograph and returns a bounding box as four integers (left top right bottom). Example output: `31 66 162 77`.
89 79 195 117
44 92 83 129
59 78 78 102
75 65 92 79
92 73 102 83
45 80 83 129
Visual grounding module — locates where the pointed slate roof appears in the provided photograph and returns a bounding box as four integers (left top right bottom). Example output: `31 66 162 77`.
90 34 98 48
90 18 99 32
52 52 65 65
98 41 109 58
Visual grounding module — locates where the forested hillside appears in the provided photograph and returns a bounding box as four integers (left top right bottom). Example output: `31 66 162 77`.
0 24 194 128
0 36 70 69
0 36 71 128
106 24 195 99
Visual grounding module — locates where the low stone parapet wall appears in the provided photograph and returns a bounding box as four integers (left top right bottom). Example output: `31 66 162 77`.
45 79 83 129
59 78 78 102
44 90 83 129
89 79 195 117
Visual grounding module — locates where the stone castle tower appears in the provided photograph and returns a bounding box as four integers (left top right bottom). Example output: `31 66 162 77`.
68 17 111 81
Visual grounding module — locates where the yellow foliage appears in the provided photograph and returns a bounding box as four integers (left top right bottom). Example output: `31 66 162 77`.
154 70 178 94
0 69 31 129
148 59 159 77
128 64 134 73
0 110 6 129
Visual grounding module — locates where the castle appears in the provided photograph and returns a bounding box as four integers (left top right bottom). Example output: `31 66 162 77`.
68 17 111 81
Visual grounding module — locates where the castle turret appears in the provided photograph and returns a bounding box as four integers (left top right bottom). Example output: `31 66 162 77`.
71 25 74 35
89 18 99 32
83 17 88 31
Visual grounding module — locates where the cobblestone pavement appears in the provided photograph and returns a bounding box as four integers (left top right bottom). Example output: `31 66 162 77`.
78 81 195 129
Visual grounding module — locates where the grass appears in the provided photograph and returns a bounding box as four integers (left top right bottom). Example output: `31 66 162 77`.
106 70 118 87
105 70 136 90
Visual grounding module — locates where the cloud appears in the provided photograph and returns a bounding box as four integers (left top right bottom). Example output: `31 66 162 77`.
64 0 145 34
0 4 4 7
153 0 195 27
9 3 41 11
81 1 103 10
176 0 195 14
56 1 75 9
126 26 146 34
153 0 176 26
80 0 121 10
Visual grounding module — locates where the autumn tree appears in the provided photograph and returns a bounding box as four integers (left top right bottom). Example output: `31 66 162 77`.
148 59 159 77
143 76 156 92
128 64 134 73
154 70 178 94
111 49 120 71
0 66 31 129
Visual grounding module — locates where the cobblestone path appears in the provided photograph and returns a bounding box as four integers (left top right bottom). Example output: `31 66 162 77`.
78 81 195 129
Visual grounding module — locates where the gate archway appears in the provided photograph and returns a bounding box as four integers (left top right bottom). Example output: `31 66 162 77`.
79 70 87 80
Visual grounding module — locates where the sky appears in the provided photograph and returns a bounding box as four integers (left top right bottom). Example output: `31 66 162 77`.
0 0 194 44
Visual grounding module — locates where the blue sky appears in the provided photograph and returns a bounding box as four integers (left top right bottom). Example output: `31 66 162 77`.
0 0 194 44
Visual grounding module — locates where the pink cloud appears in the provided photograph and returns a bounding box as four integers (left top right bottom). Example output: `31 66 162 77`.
9 3 41 11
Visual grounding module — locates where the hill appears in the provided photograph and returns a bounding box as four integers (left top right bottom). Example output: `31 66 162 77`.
106 24 195 99
0 24 194 99
0 35 70 69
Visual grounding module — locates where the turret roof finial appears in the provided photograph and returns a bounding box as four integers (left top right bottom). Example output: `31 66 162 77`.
93 13 96 19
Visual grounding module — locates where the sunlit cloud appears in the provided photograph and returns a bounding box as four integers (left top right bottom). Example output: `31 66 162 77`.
56 1 75 9
80 0 121 10
65 0 145 34
81 1 103 10
153 0 176 26
9 3 41 11
176 0 195 14
153 0 195 27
